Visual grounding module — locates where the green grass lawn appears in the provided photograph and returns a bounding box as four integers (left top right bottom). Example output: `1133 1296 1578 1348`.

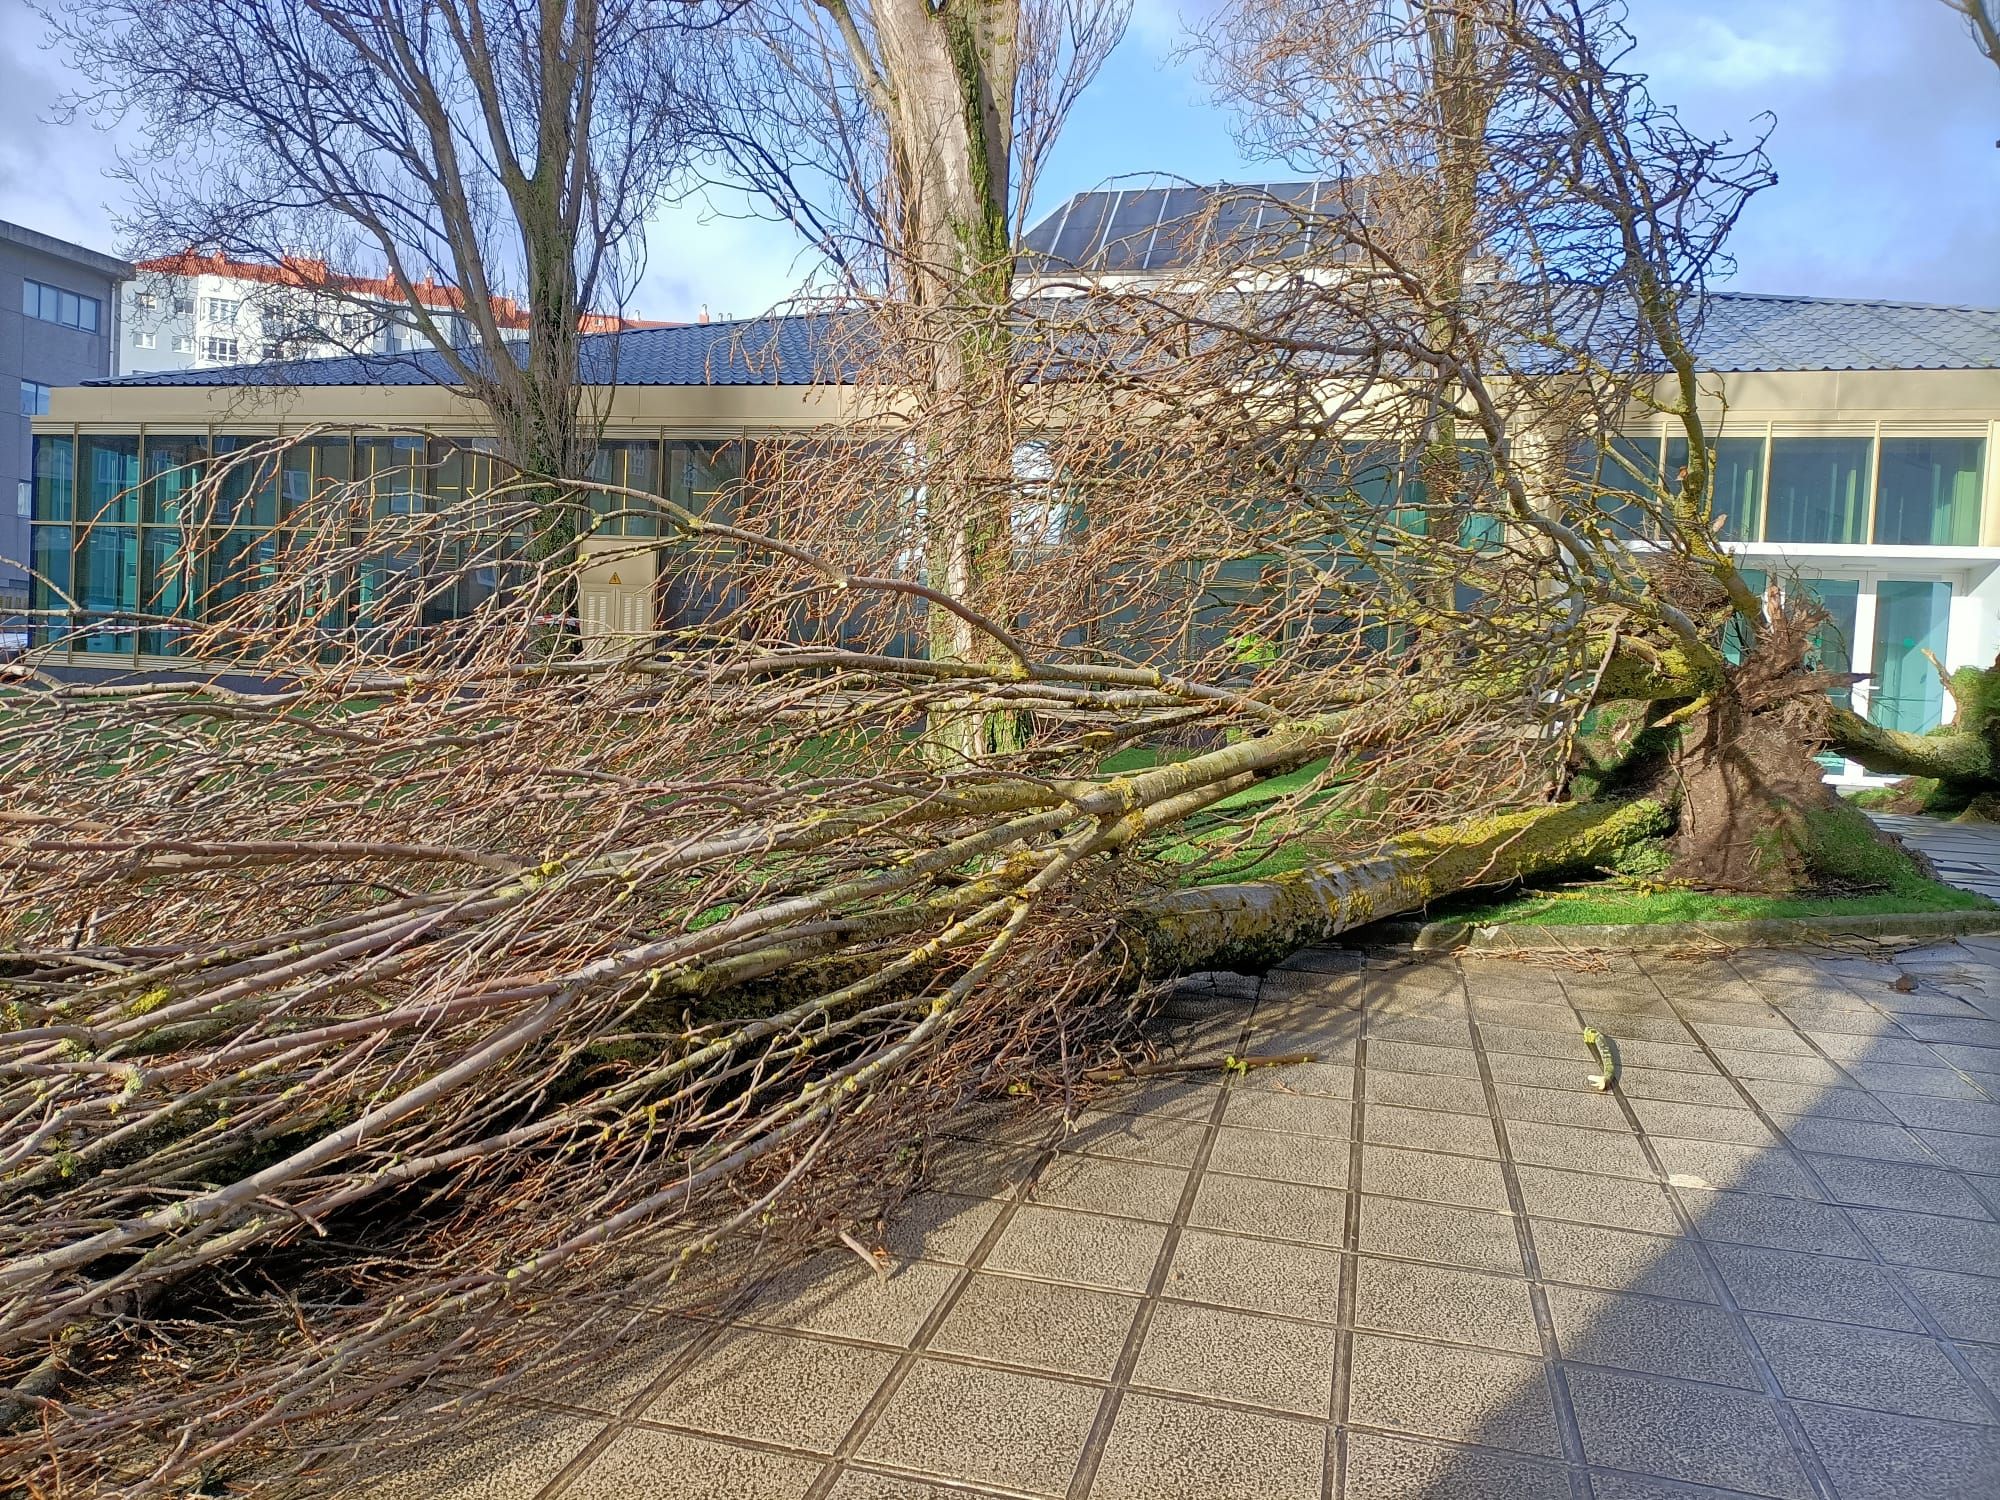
1433 873 1988 928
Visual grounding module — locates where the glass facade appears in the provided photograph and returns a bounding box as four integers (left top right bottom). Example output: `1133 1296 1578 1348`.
1871 579 1952 733
25 428 753 660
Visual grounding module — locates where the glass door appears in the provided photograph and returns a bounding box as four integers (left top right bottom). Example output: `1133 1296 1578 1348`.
1870 579 1953 734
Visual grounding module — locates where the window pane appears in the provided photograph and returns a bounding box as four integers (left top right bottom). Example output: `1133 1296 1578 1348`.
34 435 74 522
1766 437 1870 544
1721 566 1769 664
143 436 208 524
207 531 278 617
1798 577 1860 709
78 296 99 333
30 526 72 644
212 437 282 526
1594 435 1660 540
76 525 138 653
1871 580 1952 733
141 527 197 654
1669 436 1765 542
80 434 141 524
1873 437 1983 547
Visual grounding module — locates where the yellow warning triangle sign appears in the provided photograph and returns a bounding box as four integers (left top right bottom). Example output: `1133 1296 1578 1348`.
606 571 623 585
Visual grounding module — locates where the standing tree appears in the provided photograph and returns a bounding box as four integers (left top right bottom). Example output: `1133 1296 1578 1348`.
43 0 702 568
1943 0 2000 70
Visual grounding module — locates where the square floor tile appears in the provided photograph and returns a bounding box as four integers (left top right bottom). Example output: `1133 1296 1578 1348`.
1707 1241 1921 1332
1506 1120 1655 1179
1773 1113 1937 1164
1747 1314 1992 1422
1353 1256 1540 1354
879 1193 1006 1266
1808 1154 1993 1219
1059 1111 1209 1167
983 1205 1169 1292
824 1469 1018 1498
743 1259 959 1348
1738 1077 1892 1123
1028 1153 1188 1222
1849 1206 2000 1276
927 1274 1138 1380
1366 1103 1500 1158
1529 1218 1714 1303
1367 1041 1483 1079
1652 1138 1819 1199
1188 1171 1346 1247
1361 1145 1511 1212
1881 1093 2000 1137
1478 1022 1589 1061
1224 1089 1353 1139
1346 1332 1562 1456
1485 1051 1605 1093
1363 1068 1491 1114
856 1359 1101 1497
1711 1050 1848 1087
1162 1227 1343 1321
1132 1300 1336 1415
1675 1186 1868 1256
650 1329 896 1454
1618 1068 1749 1108
1207 1124 1351 1189
1914 1128 2000 1173
1359 1196 1523 1274
1238 1059 1357 1099
1628 1099 1776 1147
1492 1084 1628 1131
1793 1402 2000 1500
1563 1365 1811 1498
1342 1430 1568 1500
1545 1285 1759 1388
1516 1165 1680 1234
1089 1391 1325 1500
1095 1078 1222 1122
1899 1266 2000 1342
371 1405 603 1500
566 1427 821 1499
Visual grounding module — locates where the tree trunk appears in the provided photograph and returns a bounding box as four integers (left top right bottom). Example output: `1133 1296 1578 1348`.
1825 655 2000 812
1126 797 1670 974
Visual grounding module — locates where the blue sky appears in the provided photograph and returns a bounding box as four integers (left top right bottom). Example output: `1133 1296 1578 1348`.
3 0 1995 319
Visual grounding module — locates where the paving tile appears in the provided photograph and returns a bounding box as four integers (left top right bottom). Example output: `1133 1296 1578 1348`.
1615 1040 1719 1074
1131 1300 1336 1415
509 1316 707 1416
566 1428 822 1499
1363 1068 1491 1114
1492 1083 1629 1130
1365 1102 1501 1157
1563 1365 1811 1498
1710 1049 1850 1087
1746 1314 1993 1422
1368 1016 1475 1049
1529 1218 1715 1302
983 1205 1169 1292
855 1359 1100 1497
1579 1012 1699 1046
1771 1113 1938 1164
1516 1164 1681 1233
1738 1077 1894 1122
1811 1033 1946 1067
1585 1472 1774 1500
1955 1340 2000 1401
1627 1099 1776 1146
1342 1431 1569 1500
1346 1332 1563 1456
1506 1119 1655 1178
925 1137 1043 1199
1618 1067 1752 1108
1848 1206 2000 1276
1485 1050 1606 1092
1914 1127 2000 1173
1694 1021 1814 1054
1707 1242 1923 1331
373 1405 604 1500
1237 1059 1356 1099
1089 1391 1325 1500
1162 1227 1343 1320
1057 1111 1209 1167
1475 1002 1583 1036
1094 1078 1222 1122
1807 1154 1994 1219
825 1471 1016 1499
1206 1124 1351 1189
1879 1093 2000 1136
1028 1153 1188 1222
877 1192 1007 1266
1223 1088 1353 1138
1359 1195 1524 1274
1545 1285 1760 1388
743 1259 959 1347
650 1329 897 1454
1792 1402 2000 1500
1844 1063 1987 1099
1651 1138 1820 1199
1188 1170 1346 1247
1361 1144 1512 1212
927 1274 1139 1380
1474 1023 1586 1061
1353 1255 1540 1354
1674 1185 1869 1256
1365 1040 1483 1078
1900 1266 2000 1342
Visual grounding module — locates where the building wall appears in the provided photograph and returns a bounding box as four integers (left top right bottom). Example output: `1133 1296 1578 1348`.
0 225 127 610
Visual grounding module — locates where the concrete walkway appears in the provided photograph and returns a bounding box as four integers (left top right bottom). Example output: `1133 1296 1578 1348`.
390 939 2000 1500
1872 813 2000 902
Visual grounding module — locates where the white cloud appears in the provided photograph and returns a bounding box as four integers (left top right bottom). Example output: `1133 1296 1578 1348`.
1644 9 1839 90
